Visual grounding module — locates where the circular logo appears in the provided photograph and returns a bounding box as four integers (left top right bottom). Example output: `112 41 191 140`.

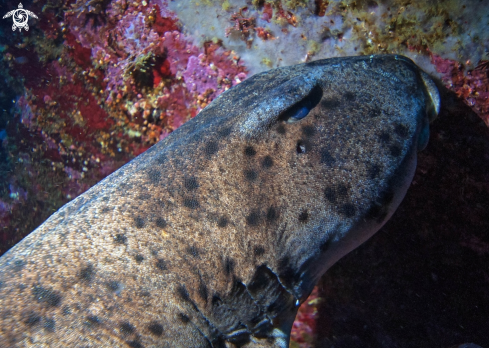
3 3 38 32
13 9 28 28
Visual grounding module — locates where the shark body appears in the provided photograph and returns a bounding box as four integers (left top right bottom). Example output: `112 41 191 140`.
0 55 439 347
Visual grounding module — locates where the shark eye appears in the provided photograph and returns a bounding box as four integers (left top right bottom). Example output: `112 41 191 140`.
280 85 323 124
289 106 310 122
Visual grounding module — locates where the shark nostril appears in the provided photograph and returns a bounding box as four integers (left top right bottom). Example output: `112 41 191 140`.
296 141 306 154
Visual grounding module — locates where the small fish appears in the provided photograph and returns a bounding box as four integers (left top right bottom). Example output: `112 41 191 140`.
0 55 439 347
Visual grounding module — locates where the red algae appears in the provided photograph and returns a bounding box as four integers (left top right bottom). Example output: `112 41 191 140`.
150 4 179 35
291 286 322 348
1 0 247 256
432 54 489 126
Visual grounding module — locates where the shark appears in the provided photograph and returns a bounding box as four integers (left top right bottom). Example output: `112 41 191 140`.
0 54 439 347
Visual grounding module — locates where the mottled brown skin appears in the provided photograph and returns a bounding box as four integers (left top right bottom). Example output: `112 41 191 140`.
0 55 439 347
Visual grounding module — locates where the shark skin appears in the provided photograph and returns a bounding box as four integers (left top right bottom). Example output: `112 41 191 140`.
0 55 439 348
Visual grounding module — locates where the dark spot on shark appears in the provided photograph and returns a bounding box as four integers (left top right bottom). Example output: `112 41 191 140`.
325 184 348 203
368 164 382 180
344 91 356 101
379 132 390 144
254 246 265 256
24 312 41 326
266 206 278 222
155 217 167 228
148 321 164 336
324 186 336 203
217 126 232 138
368 107 381 118
62 306 71 316
321 149 335 166
127 340 143 348
155 259 167 271
244 170 258 181
134 216 145 228
244 146 256 157
177 284 192 303
183 198 200 209
262 156 273 168
114 234 127 244
186 245 199 258
276 124 286 134
44 318 55 332
204 141 219 156
147 168 162 184
394 123 409 137
138 194 151 202
135 254 144 263
32 286 62 307
246 210 261 226
298 210 309 222
79 264 95 282
86 315 101 326
336 184 348 199
120 322 135 335
184 177 199 191
106 280 121 292
218 216 228 228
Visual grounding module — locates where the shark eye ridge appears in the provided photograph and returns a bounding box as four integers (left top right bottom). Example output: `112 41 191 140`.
280 85 323 124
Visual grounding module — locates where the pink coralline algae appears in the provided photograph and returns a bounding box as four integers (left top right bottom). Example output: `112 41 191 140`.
160 31 199 76
432 54 489 126
63 0 247 127
182 51 247 98
183 55 219 95
2 0 247 254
